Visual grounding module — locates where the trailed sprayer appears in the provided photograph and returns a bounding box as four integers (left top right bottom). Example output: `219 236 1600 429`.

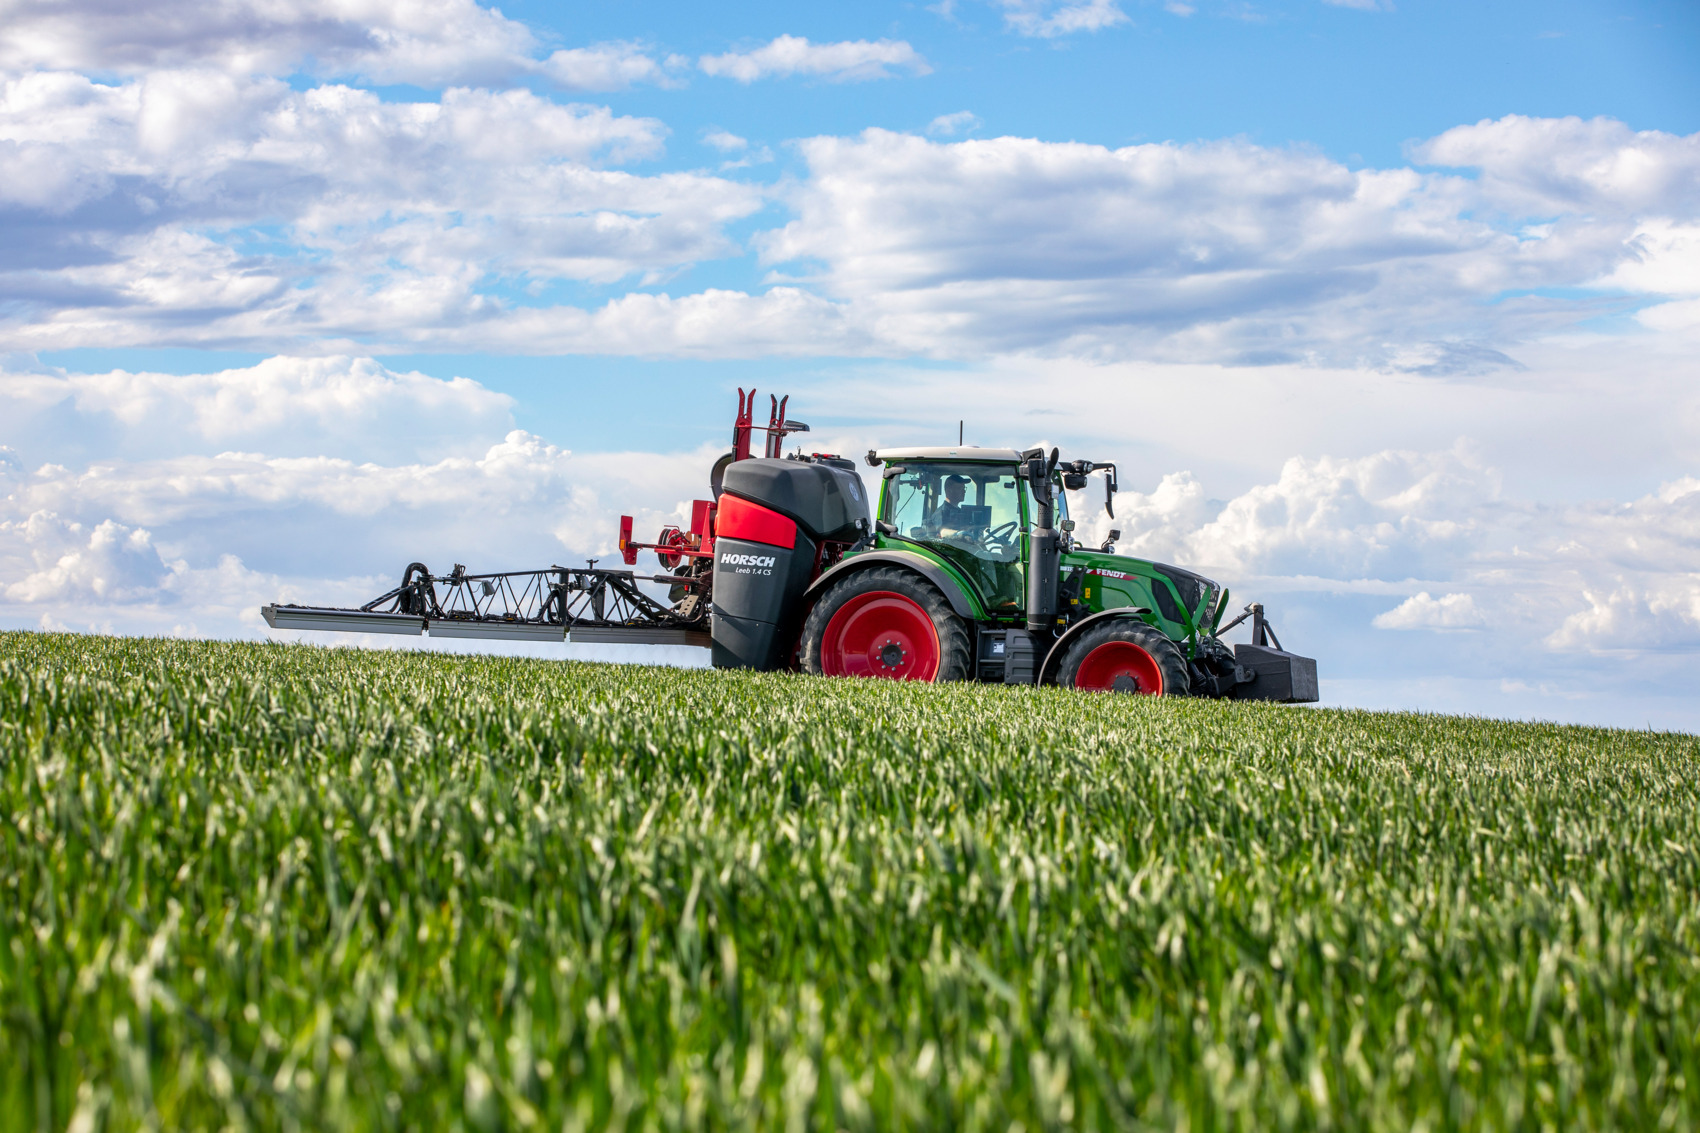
264 391 1317 699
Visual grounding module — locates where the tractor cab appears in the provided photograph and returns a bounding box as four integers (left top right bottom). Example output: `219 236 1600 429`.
875 450 1032 615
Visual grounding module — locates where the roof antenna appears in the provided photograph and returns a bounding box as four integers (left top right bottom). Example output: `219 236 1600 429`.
959 420 964 446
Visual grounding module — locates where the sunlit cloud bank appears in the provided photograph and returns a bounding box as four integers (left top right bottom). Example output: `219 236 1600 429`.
1 76 1694 364
2 0 1691 367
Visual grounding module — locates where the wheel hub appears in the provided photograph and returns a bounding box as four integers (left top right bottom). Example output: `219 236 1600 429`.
1074 639 1165 695
818 590 942 681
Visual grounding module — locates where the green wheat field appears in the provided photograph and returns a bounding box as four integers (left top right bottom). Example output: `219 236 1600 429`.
3 631 1698 1131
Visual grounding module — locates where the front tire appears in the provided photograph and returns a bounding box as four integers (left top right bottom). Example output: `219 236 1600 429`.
801 566 972 682
1057 619 1189 696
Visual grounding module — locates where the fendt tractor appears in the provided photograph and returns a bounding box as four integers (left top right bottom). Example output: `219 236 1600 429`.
263 391 1318 701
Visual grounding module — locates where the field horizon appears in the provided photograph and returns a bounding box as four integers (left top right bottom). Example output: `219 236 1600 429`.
5 629 1698 1130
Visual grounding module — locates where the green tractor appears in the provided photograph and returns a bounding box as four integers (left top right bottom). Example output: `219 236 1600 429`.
706 398 1317 700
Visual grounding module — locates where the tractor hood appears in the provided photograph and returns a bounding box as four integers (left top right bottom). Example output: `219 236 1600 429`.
1064 547 1224 633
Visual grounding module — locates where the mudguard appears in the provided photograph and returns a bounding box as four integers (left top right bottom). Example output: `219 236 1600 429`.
803 550 981 620
1037 607 1155 686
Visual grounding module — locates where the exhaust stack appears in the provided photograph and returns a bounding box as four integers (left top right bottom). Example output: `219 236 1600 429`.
1023 447 1061 635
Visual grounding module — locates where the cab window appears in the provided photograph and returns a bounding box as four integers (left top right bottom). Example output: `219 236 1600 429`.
881 462 1025 611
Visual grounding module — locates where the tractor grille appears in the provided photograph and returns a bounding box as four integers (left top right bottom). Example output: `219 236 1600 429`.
1150 580 1184 625
1153 563 1213 619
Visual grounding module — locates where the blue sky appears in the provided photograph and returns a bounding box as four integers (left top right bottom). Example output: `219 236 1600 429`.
525 0 1697 162
2 0 1697 728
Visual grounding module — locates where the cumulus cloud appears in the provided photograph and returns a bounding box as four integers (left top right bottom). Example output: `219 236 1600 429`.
1373 591 1486 630
927 111 981 137
1414 115 1700 216
0 431 721 625
1545 578 1700 653
1077 445 1502 580
996 0 1130 37
3 87 1698 364
1595 220 1700 296
702 129 749 153
0 0 674 91
455 287 868 357
698 36 931 83
3 355 514 462
540 42 682 92
0 70 768 350
747 120 1700 364
2 512 173 603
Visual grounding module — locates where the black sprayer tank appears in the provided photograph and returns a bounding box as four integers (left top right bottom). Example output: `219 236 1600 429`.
711 457 870 670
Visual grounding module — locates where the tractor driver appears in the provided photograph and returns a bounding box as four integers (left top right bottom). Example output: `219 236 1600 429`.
933 475 978 535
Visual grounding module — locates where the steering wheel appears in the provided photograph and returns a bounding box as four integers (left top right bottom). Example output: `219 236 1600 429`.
982 521 1020 556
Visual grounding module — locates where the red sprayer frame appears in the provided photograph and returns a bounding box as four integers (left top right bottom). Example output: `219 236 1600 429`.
618 388 809 566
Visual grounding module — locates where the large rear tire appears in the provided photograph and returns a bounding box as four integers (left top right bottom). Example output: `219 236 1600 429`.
801 566 972 682
1057 619 1189 696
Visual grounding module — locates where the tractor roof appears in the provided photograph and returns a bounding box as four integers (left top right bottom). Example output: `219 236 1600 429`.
874 446 1025 464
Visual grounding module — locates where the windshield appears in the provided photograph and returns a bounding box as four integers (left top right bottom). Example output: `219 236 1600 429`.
881 462 1025 611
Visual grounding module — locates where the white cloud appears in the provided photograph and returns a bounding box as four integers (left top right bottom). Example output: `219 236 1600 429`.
1594 220 1700 296
703 129 749 152
996 0 1129 37
2 512 173 603
1413 115 1700 216
2 96 1698 363
540 43 680 91
3 355 514 462
455 287 868 357
1082 445 1502 580
745 121 1700 364
927 111 981 137
1545 578 1700 653
0 0 674 92
1373 591 1486 630
698 36 931 83
0 71 770 350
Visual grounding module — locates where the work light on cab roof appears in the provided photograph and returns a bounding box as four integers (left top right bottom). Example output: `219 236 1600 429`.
260 390 1317 701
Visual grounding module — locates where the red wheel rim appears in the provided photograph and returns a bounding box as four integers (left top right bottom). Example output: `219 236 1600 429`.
820 591 941 680
1074 640 1165 694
